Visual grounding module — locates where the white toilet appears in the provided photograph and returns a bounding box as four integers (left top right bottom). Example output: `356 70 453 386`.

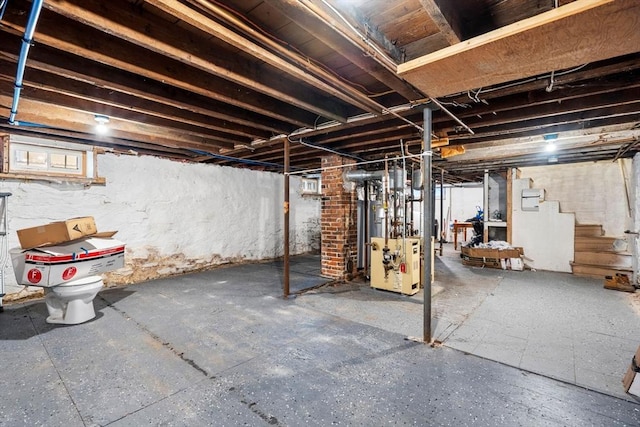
43 276 104 325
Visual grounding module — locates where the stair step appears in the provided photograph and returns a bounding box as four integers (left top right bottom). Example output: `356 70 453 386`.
575 224 604 237
574 251 632 269
570 262 632 279
574 236 624 252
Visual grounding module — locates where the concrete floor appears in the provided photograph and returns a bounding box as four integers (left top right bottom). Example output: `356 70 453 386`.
1 251 639 426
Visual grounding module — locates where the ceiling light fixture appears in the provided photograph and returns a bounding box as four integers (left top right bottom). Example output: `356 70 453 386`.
543 133 558 152
94 114 110 135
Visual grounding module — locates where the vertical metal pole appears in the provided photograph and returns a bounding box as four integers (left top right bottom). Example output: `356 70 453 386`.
0 193 10 312
422 108 433 343
440 169 444 255
284 138 290 298
364 181 370 278
483 169 489 243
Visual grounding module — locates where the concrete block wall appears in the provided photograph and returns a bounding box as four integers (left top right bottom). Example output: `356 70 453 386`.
320 155 357 280
2 153 320 298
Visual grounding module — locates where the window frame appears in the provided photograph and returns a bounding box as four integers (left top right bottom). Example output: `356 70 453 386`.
1 134 105 185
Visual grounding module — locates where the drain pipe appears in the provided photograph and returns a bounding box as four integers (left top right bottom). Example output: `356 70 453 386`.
8 0 44 125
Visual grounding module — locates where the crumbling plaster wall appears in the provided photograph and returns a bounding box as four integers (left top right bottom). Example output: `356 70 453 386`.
520 160 632 237
2 153 320 297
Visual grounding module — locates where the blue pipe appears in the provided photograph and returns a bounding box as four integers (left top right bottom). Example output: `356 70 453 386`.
0 0 9 21
190 149 287 169
8 0 44 125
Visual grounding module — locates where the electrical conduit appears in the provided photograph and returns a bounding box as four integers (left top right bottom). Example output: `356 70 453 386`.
8 0 44 125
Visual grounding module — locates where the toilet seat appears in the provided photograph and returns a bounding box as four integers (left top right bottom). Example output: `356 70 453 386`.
45 276 104 325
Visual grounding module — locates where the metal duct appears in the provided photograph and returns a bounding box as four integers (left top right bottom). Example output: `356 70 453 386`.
345 169 405 189
344 169 384 182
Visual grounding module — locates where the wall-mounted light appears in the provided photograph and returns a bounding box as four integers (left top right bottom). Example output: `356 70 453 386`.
94 114 110 135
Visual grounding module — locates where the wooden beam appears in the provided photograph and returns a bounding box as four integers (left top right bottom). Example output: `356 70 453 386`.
299 0 404 64
263 0 423 101
2 4 318 128
0 43 292 135
441 54 640 105
42 0 350 123
0 59 261 142
448 109 640 144
0 80 248 148
417 0 461 45
0 127 196 158
438 88 640 133
398 0 640 97
140 0 383 116
0 95 230 153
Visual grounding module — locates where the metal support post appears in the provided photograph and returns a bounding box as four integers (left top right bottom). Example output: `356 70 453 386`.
0 192 12 312
422 109 432 343
440 169 444 256
284 138 290 298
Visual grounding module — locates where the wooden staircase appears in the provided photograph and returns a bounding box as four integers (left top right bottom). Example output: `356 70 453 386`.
571 224 633 279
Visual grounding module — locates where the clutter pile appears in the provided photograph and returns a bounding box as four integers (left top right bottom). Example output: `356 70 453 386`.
10 216 125 325
604 273 636 293
461 240 524 271
11 216 125 287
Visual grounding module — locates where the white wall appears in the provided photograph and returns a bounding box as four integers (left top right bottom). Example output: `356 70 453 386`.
431 185 483 242
447 186 484 224
2 153 320 296
512 179 575 272
520 160 632 236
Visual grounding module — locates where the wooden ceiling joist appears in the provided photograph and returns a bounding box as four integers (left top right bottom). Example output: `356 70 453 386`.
398 0 640 98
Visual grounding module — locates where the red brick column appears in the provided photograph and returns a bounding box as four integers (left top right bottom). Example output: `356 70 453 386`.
321 155 358 280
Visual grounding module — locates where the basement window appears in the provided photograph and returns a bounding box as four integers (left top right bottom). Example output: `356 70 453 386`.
301 177 321 195
1 134 105 184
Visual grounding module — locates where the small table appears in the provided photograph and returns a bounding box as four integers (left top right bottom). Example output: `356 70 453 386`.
453 222 474 250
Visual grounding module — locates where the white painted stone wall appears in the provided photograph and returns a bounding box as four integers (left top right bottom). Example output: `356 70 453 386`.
1 153 320 297
520 160 632 236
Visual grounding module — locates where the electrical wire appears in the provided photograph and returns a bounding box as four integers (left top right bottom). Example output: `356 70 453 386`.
460 63 590 100
291 136 365 161
287 152 425 176
196 0 472 138
202 0 393 98
190 149 287 169
315 0 397 72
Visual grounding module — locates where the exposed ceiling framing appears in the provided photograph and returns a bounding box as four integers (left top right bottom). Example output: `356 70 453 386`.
0 0 639 183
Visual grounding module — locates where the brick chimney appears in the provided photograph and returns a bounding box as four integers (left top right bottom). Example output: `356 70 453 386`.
320 155 358 280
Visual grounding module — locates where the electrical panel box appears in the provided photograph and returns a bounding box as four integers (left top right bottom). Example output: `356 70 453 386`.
370 237 421 295
521 188 544 211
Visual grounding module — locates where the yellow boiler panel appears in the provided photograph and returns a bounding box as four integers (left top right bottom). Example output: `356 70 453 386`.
370 237 421 295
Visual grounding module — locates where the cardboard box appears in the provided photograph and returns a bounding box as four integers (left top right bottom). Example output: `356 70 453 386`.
17 216 98 249
461 246 523 259
623 345 640 397
11 237 125 287
461 246 525 270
